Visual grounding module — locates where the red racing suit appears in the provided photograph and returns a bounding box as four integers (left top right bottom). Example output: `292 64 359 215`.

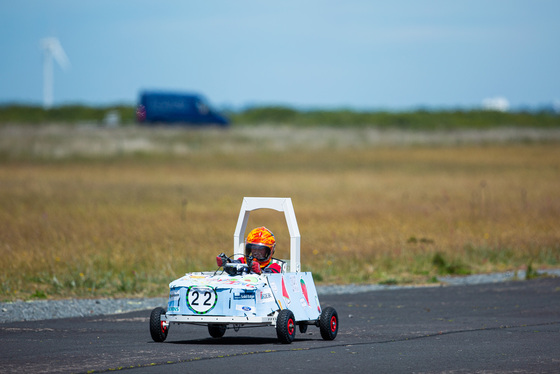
238 257 282 274
216 254 282 274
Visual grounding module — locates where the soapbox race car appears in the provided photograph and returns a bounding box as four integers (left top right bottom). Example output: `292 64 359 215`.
149 197 339 344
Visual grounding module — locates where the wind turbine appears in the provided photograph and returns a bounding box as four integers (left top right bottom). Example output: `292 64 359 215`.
41 37 70 109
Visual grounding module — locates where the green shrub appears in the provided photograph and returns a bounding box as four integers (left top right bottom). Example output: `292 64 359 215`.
2 104 559 129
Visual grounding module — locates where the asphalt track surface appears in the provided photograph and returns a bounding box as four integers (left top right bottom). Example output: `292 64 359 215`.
1 277 559 374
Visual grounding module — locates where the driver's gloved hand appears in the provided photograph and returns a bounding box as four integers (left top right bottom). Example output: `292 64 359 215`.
216 253 228 267
251 261 261 274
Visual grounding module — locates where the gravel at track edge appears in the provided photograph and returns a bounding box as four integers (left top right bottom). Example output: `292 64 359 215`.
2 269 559 324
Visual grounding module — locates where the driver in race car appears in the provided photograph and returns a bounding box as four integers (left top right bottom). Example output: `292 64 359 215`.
216 226 282 274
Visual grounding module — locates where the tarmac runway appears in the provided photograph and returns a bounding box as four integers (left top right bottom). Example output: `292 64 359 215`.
1 277 559 373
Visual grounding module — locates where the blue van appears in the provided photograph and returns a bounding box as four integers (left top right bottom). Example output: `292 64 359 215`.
137 91 229 126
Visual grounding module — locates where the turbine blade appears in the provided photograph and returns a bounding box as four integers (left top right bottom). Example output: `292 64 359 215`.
41 37 70 69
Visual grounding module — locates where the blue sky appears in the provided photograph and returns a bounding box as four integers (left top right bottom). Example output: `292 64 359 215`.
1 1 559 110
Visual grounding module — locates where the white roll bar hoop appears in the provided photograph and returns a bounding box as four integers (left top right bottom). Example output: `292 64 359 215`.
233 197 301 273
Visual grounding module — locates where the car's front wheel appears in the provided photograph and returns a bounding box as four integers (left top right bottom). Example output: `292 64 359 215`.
149 307 169 342
276 309 296 344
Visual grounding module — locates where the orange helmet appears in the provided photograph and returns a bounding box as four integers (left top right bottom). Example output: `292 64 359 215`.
245 226 276 267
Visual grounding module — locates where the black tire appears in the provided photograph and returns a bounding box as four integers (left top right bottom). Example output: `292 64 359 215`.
276 309 296 344
149 307 169 342
208 324 227 338
319 306 338 341
298 322 308 334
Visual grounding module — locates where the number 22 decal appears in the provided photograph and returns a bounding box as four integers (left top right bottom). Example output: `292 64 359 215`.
187 286 217 314
191 290 213 306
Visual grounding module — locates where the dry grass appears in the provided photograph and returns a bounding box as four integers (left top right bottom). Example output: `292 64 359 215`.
1 125 559 300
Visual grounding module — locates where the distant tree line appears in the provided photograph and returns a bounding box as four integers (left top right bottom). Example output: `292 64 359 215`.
1 104 559 129
0 104 137 125
230 106 560 129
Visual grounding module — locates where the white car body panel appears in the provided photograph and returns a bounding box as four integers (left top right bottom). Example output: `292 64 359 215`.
165 271 321 324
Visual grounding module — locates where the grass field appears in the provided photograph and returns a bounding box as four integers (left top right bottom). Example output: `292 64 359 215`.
1 125 559 300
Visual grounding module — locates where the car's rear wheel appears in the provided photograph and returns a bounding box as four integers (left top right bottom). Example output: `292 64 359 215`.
319 306 338 341
208 324 227 338
276 309 296 344
150 307 169 342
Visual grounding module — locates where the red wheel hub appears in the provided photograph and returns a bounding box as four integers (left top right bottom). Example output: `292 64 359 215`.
287 318 295 335
161 321 169 334
330 316 337 332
